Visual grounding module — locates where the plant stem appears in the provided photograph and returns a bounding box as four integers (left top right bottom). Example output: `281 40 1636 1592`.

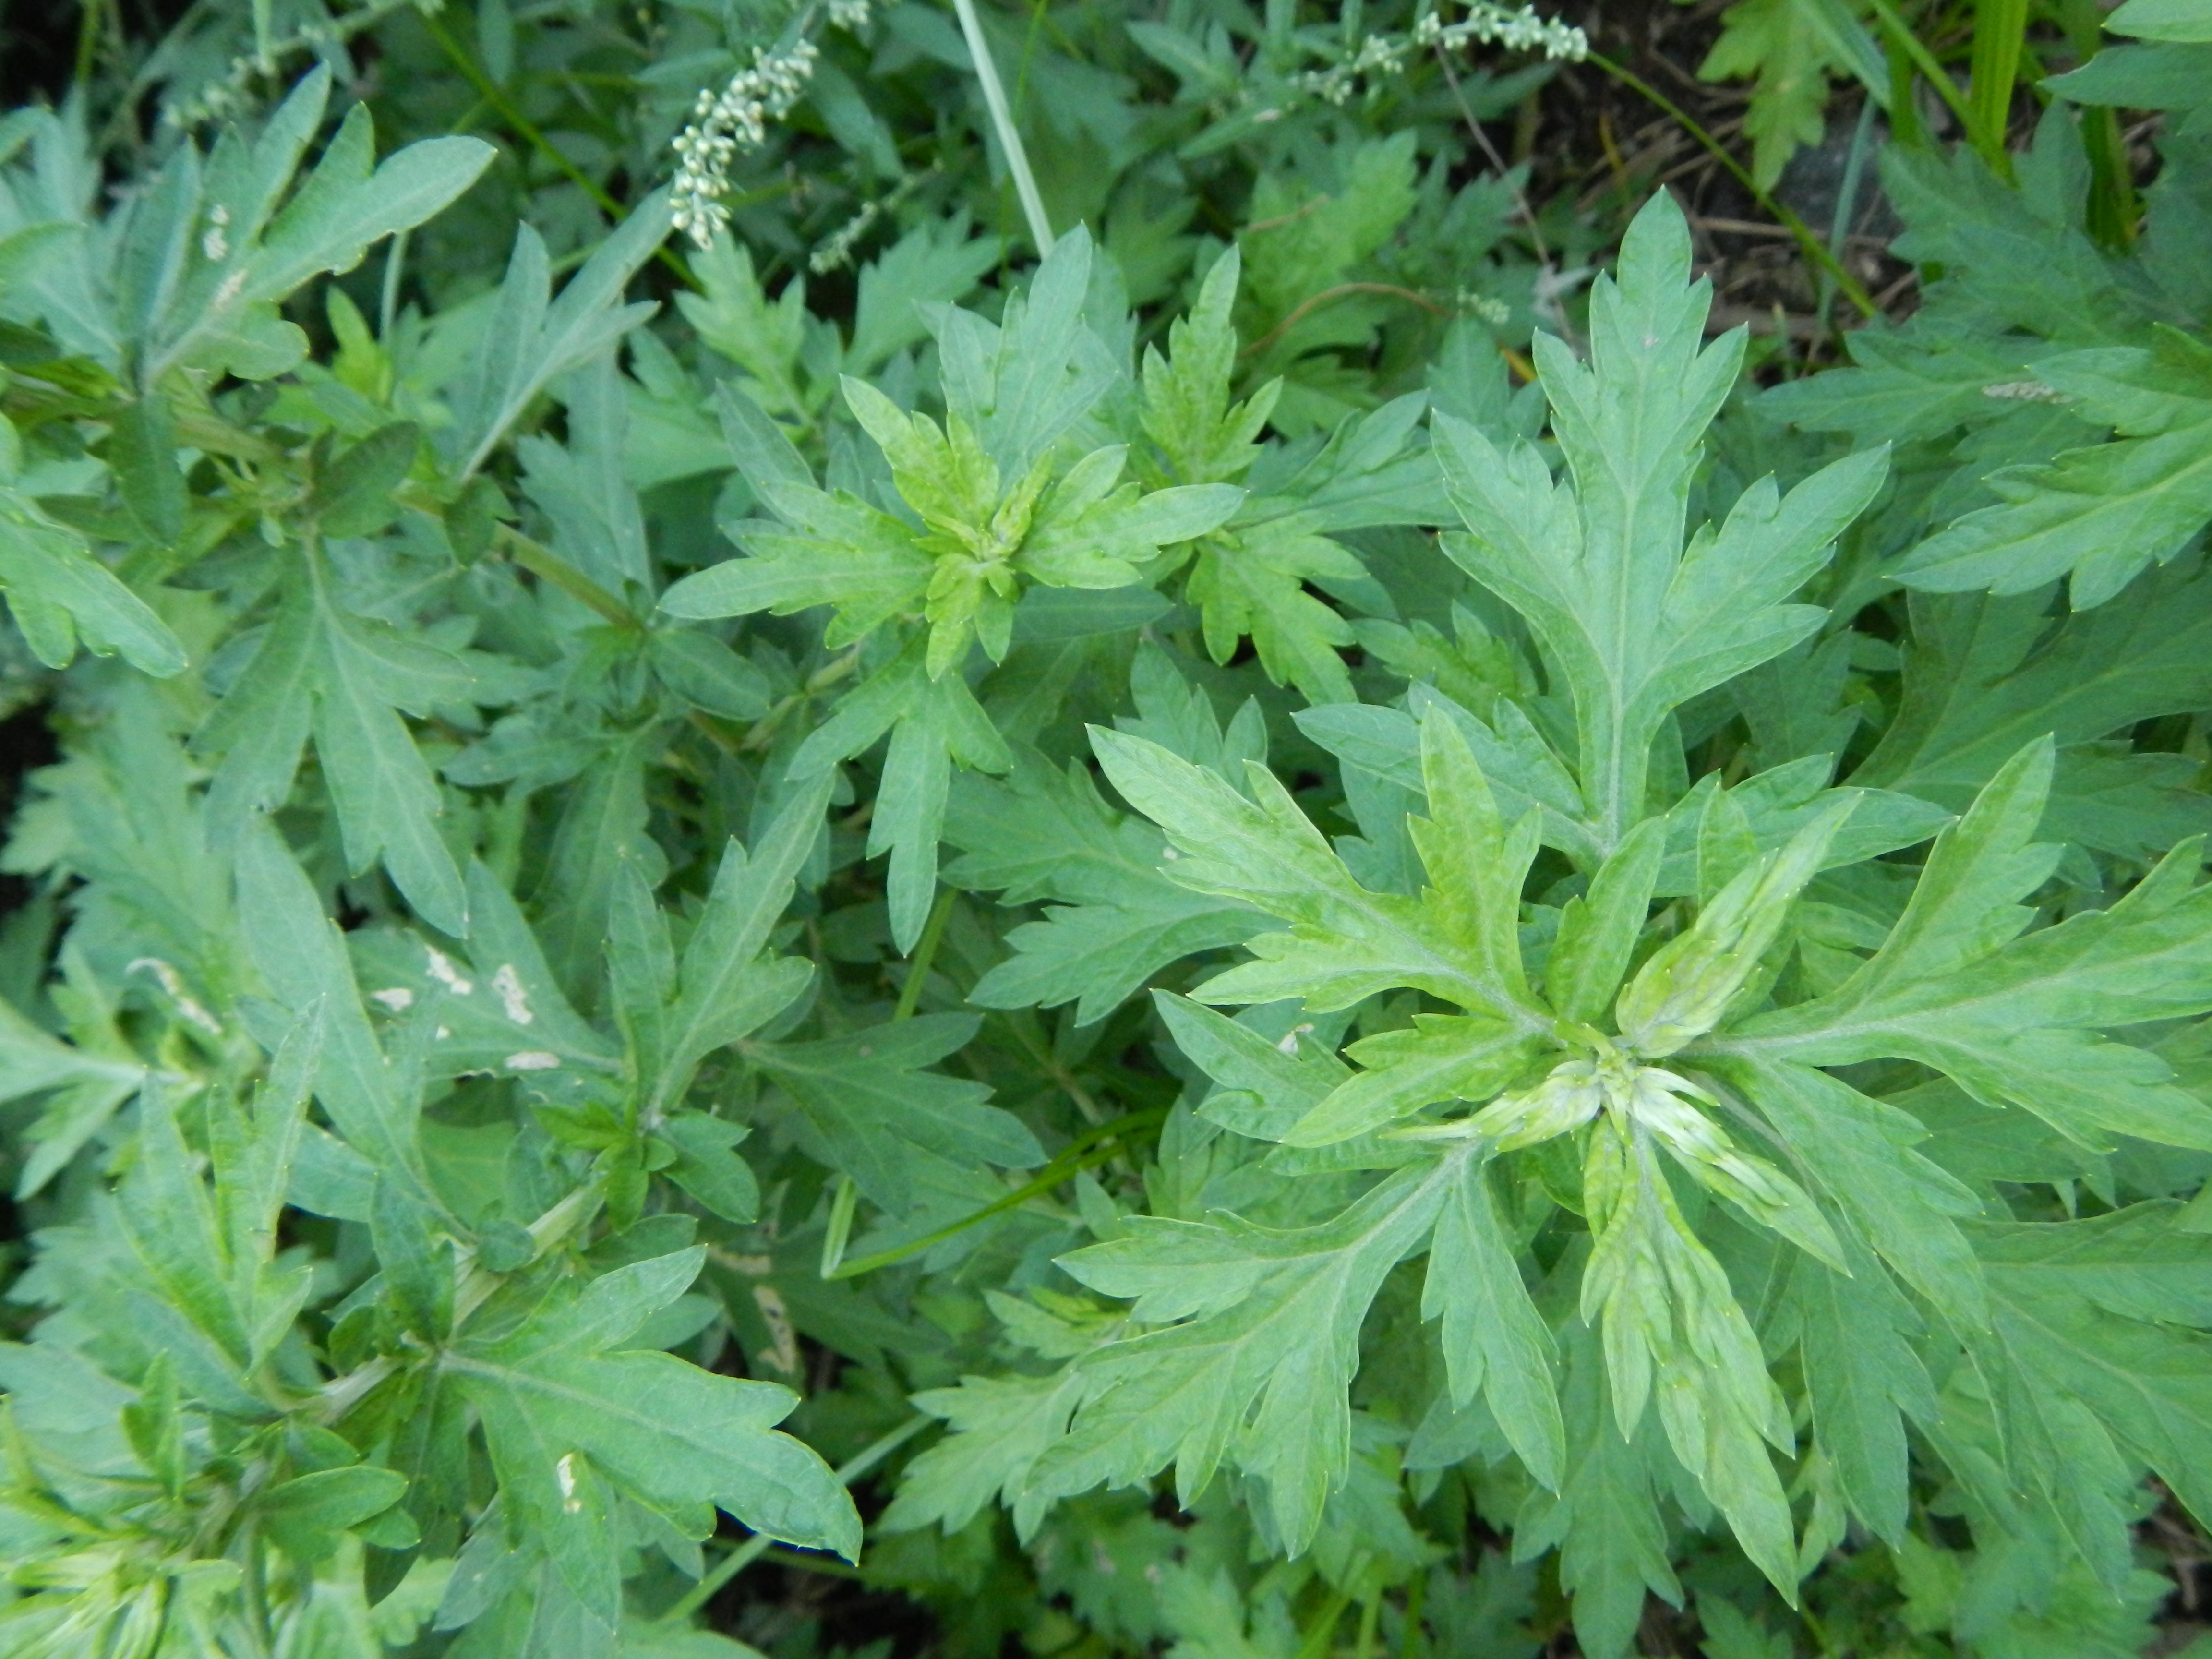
656 1415 933 1625
420 10 697 287
496 524 638 629
1587 53 1879 319
1861 0 1976 135
829 1107 1167 1279
1968 0 2030 173
893 888 958 1021
1818 97 1880 342
947 0 1056 254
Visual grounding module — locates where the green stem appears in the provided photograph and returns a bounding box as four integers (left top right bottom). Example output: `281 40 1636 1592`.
420 10 696 287
819 1174 859 1278
1296 1590 1354 1659
1969 0 2030 172
379 229 409 343
1353 1596 1381 1659
1886 34 1926 147
1398 1572 1427 1659
947 0 1056 254
893 888 958 1021
1861 0 1976 135
829 1108 1167 1279
496 524 638 629
1587 53 1878 319
656 1415 932 1625
73 0 106 88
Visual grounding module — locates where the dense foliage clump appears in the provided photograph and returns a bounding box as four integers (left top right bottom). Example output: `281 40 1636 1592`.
2 1 2212 1657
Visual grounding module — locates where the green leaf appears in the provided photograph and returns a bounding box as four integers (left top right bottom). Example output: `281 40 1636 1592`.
645 771 833 1117
1436 193 1886 851
657 1113 759 1224
1716 1057 1988 1331
260 1465 409 1563
1421 1154 1564 1488
1090 723 1548 1026
1514 1319 1683 1659
0 486 188 676
1724 741 2212 1152
751 1014 1042 1213
884 1369 1089 1540
2106 0 2212 41
314 420 420 538
947 752 1262 1026
1142 247 1278 487
1696 0 1884 190
199 547 515 936
848 215 1000 375
449 194 670 479
1777 1240 1938 1542
446 1247 861 1624
234 819 434 1200
146 74 493 383
107 393 185 542
790 637 1011 951
1891 336 2212 605
1042 1155 1454 1552
1854 565 2212 860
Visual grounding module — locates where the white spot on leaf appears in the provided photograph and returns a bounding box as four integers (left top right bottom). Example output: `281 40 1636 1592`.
424 948 474 996
491 963 533 1025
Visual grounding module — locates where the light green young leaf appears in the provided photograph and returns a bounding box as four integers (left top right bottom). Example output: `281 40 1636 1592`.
1615 794 1853 1056
1578 1116 1799 1598
1090 724 1548 1026
1546 817 1667 1025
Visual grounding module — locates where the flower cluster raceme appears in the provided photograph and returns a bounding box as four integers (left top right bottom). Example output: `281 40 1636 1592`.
670 38 823 249
165 0 418 129
1413 0 1588 61
1296 0 1587 106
